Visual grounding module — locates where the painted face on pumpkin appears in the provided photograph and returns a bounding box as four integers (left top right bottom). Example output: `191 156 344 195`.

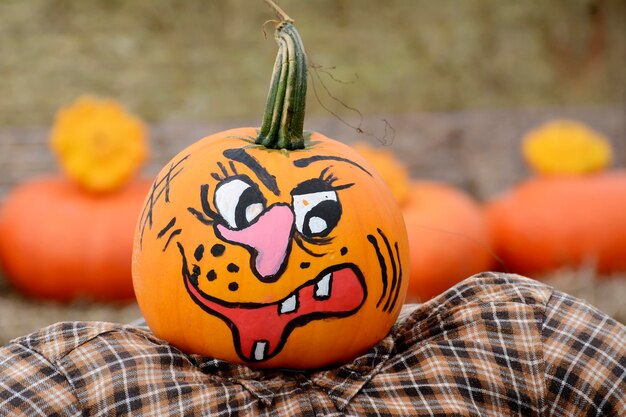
134 131 407 367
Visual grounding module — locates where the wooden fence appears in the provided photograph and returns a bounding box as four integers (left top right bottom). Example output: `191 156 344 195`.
1 105 624 201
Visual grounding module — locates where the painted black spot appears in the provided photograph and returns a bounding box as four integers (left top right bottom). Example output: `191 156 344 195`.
340 247 348 256
211 244 225 257
300 262 311 269
194 244 204 261
190 265 201 286
206 270 217 281
228 282 239 291
227 263 240 273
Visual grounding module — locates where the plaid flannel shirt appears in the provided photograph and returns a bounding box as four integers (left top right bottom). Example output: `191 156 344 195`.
1 272 624 416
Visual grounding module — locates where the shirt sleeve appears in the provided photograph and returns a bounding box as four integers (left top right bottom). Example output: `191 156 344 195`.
542 289 626 417
0 342 82 416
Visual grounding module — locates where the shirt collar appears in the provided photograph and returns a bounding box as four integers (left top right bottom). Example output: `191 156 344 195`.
311 305 420 409
190 356 287 406
309 332 395 410
189 305 419 410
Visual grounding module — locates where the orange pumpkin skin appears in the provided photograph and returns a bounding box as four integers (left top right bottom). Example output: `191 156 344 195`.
403 181 495 302
486 170 626 276
0 176 152 301
132 128 409 369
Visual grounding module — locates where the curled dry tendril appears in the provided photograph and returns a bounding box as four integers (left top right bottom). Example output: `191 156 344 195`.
308 62 396 146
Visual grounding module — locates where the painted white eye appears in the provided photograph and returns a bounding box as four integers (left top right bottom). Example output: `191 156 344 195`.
214 177 266 229
308 217 328 234
245 203 264 224
292 190 341 238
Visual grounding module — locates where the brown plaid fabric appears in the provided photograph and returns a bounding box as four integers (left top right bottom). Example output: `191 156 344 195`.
1 272 624 416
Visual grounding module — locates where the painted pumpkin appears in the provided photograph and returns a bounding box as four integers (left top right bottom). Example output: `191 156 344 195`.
0 97 151 301
353 143 495 302
486 119 626 275
132 12 408 370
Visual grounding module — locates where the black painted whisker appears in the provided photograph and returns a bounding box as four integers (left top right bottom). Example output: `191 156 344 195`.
187 208 214 225
157 217 177 239
388 241 403 313
163 229 182 251
378 228 398 312
368 234 388 309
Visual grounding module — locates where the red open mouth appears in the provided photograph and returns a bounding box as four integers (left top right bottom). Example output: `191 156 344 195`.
184 263 366 362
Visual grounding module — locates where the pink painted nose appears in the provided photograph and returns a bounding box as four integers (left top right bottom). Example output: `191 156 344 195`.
216 204 294 281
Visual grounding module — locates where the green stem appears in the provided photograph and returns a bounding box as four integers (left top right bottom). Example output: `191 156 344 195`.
256 20 308 150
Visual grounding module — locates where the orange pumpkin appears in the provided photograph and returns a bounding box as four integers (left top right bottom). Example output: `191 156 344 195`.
486 120 626 275
352 143 495 302
132 13 408 370
0 97 151 301
403 181 495 302
0 178 152 301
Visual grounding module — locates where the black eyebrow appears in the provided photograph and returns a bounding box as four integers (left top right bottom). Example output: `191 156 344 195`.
223 148 280 196
293 155 372 176
291 178 353 195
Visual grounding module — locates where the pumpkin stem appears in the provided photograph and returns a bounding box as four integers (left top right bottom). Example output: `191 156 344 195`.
256 4 307 150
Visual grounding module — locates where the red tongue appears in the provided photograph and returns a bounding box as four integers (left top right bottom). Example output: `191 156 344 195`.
186 267 364 362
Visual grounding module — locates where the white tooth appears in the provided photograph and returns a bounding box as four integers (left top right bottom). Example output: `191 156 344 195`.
253 341 267 361
315 273 332 298
280 294 298 314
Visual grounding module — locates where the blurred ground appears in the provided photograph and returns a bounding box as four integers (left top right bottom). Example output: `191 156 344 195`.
0 1 625 343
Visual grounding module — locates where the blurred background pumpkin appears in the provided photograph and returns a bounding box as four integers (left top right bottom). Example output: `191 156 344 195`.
0 97 153 302
486 120 626 276
353 143 495 302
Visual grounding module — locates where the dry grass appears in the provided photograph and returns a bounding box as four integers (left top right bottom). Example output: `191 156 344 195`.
0 0 624 126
